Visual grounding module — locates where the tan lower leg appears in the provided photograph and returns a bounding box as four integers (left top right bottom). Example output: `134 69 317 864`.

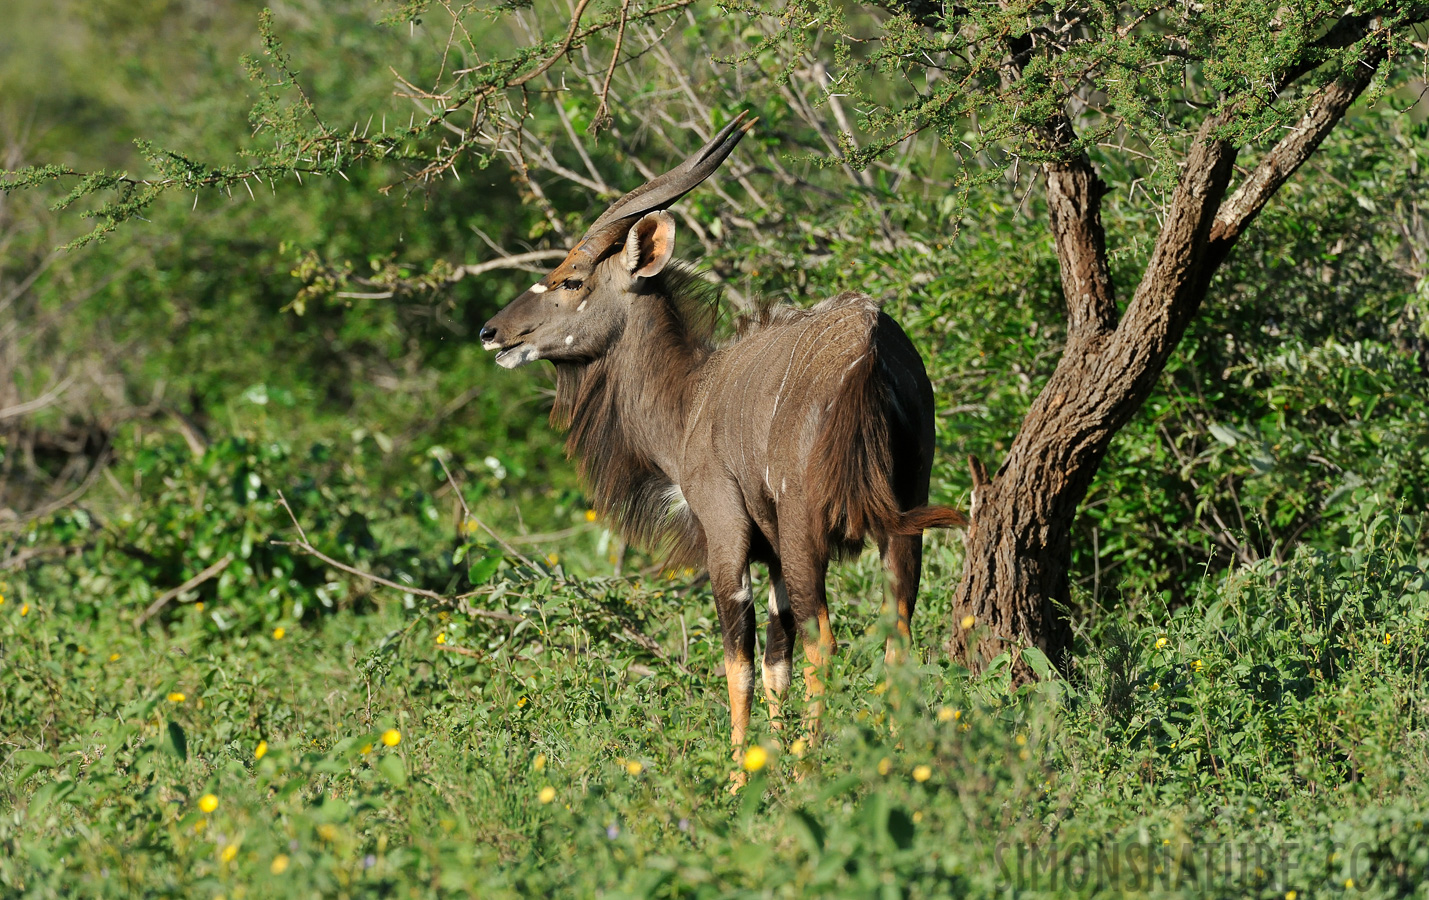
884 597 913 664
802 609 834 728
725 651 754 749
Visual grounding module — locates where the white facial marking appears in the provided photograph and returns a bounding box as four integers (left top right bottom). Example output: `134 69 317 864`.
576 300 587 313
495 345 540 369
565 335 574 345
529 283 548 294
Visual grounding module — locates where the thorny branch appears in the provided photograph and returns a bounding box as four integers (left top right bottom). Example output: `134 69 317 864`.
271 487 697 677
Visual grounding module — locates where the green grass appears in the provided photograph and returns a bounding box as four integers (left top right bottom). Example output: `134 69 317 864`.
4 497 1429 898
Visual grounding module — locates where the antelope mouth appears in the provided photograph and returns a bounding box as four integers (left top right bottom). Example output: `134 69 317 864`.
485 340 541 369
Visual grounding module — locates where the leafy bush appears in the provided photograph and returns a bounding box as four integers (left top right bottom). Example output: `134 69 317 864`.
4 502 1428 897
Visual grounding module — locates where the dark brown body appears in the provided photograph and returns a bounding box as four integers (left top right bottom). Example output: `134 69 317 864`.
478 115 964 754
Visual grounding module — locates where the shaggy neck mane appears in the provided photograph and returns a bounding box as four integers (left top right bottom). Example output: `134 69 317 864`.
550 263 717 565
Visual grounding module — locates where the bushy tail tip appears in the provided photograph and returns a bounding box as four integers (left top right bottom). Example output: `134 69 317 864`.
892 505 968 535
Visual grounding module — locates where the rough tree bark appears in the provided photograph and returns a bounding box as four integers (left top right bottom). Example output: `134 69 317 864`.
949 14 1407 679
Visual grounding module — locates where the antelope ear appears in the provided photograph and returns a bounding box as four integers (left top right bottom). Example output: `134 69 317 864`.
623 211 676 278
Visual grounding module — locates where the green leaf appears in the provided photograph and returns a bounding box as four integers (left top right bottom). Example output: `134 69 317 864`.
468 554 502 584
790 808 826 854
12 750 57 768
1021 646 1055 681
166 722 188 761
377 753 406 787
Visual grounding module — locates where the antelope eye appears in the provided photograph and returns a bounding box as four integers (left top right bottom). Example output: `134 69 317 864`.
562 278 584 292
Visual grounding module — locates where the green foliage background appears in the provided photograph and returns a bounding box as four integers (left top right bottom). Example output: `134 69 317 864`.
3 0 1428 895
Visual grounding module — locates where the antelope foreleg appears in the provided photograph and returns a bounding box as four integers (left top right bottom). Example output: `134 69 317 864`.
712 568 756 764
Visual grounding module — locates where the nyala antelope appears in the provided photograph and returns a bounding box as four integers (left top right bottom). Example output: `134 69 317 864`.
480 113 966 757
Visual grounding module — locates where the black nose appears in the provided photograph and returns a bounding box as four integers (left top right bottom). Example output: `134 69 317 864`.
479 325 498 343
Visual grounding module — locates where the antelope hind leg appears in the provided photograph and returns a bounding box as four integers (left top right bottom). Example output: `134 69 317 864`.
880 533 924 665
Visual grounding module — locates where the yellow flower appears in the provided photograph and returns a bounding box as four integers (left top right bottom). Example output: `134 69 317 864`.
435 633 447 645
743 746 768 772
625 760 644 776
1155 636 1168 649
546 553 559 566
1191 659 1205 672
912 810 924 823
109 653 121 662
21 604 30 616
517 696 528 708
194 818 207 834
317 823 338 842
876 756 892 776
255 740 268 760
533 753 547 772
270 854 289 875
1287 892 1297 900
790 739 807 758
1150 682 1160 692
1344 879 1354 889
1015 734 1027 746
1385 632 1394 645
912 764 932 782
272 627 286 640
168 692 186 703
381 729 401 747
936 706 955 722
959 615 976 631
220 844 238 863
199 794 219 813
538 786 556 804
584 509 598 522
195 602 204 611
360 743 373 755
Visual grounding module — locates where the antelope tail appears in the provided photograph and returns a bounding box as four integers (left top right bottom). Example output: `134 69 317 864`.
808 317 968 547
891 505 968 534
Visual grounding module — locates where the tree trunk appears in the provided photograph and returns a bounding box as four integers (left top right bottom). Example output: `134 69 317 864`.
949 52 1386 680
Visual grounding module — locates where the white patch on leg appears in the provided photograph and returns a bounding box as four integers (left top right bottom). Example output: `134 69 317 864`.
768 583 790 618
762 658 791 697
732 572 752 610
726 657 754 694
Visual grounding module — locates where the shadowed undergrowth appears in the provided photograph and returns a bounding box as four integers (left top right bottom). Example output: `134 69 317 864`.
3 463 1428 897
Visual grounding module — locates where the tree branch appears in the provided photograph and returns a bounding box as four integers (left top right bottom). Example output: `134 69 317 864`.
1206 58 1385 269
999 28 1118 343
